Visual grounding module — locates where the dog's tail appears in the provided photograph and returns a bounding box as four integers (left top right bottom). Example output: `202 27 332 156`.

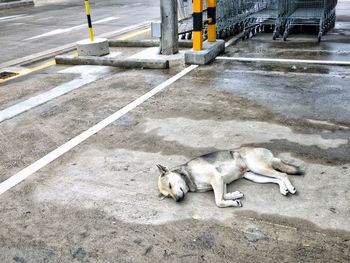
272 158 304 175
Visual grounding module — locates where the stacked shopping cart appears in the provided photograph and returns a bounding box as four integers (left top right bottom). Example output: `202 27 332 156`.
242 0 280 40
177 0 337 42
282 0 337 41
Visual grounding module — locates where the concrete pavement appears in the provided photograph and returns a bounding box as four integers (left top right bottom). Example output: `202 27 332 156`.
0 1 349 262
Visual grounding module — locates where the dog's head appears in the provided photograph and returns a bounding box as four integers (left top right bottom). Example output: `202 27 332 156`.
157 164 189 202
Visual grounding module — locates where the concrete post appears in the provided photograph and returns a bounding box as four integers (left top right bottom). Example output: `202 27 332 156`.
160 0 179 55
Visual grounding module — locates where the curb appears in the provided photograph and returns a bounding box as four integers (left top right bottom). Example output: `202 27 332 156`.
0 0 34 10
109 39 193 48
225 32 244 48
55 55 169 69
185 40 225 65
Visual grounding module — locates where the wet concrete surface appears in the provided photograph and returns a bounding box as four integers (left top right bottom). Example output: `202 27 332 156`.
225 2 350 61
225 38 350 60
0 1 350 262
194 62 350 123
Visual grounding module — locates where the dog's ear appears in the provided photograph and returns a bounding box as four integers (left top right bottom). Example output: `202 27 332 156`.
156 164 169 176
158 193 167 200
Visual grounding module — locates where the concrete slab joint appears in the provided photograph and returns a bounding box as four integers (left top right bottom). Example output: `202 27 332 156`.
77 38 110 57
185 40 225 65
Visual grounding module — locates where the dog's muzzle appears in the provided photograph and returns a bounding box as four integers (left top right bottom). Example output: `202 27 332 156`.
175 187 185 202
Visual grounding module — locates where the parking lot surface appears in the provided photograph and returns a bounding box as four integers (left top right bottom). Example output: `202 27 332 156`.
0 1 349 262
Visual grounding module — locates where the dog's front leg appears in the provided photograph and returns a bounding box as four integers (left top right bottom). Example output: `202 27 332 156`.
223 183 244 200
211 175 242 208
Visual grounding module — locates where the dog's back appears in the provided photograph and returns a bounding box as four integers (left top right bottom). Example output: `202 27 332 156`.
189 150 234 165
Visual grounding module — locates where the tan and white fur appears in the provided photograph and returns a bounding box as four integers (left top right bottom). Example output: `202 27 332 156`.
157 147 304 208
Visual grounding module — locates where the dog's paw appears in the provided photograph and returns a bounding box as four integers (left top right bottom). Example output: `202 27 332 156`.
289 187 297 194
235 200 243 207
224 191 244 200
280 188 289 196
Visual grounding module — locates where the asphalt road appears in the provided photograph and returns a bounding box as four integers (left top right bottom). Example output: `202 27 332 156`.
0 0 159 64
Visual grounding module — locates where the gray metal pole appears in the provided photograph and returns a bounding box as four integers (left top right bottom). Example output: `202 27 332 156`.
160 0 179 55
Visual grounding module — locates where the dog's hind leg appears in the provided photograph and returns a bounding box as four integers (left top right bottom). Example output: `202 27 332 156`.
249 166 296 194
272 158 304 175
243 172 289 195
244 149 296 194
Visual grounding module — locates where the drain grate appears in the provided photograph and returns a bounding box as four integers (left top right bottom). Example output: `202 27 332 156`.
0 71 19 80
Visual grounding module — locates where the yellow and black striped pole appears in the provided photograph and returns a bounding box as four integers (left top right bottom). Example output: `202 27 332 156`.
84 0 94 41
207 0 216 42
192 0 203 51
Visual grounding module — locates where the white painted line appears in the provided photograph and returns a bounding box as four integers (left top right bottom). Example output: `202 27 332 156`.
25 17 119 41
130 3 143 6
0 16 33 23
35 16 54 22
120 3 143 8
0 14 27 21
98 20 153 38
0 65 198 196
0 64 115 123
10 23 25 26
216 56 350 66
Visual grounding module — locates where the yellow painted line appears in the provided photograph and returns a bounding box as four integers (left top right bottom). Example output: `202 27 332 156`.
0 52 78 84
22 60 56 74
118 28 150 40
0 60 55 84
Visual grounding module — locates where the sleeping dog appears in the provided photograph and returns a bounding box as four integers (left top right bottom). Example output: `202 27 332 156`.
157 147 304 208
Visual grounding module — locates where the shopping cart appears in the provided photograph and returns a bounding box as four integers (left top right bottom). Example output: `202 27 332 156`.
177 0 337 42
242 0 280 40
216 0 265 39
282 0 337 42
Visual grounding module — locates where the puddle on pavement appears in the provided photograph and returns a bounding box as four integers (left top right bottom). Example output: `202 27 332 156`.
205 68 350 122
142 118 348 150
258 64 331 74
